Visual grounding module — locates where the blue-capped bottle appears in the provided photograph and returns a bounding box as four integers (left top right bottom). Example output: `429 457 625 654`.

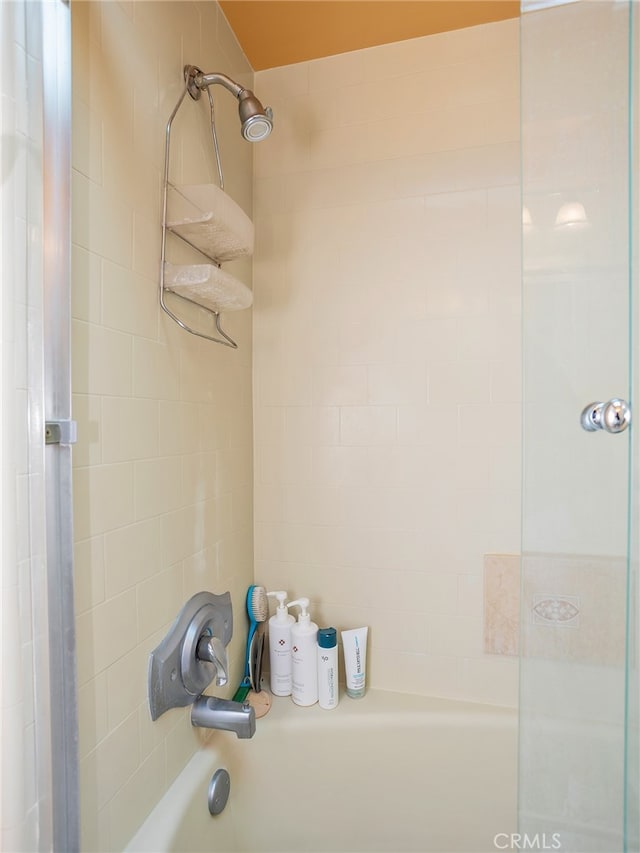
317 627 338 710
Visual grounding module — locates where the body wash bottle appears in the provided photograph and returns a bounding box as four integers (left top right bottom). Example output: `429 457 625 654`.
288 598 318 706
317 627 338 710
266 590 294 696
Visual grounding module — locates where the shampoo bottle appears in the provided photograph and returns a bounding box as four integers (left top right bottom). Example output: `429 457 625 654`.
266 590 295 696
317 627 338 710
288 598 318 706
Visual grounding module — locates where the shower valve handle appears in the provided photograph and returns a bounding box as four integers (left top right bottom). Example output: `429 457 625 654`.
196 634 229 687
580 398 631 433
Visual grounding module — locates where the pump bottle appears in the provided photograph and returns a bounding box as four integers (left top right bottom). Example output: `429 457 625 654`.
288 598 318 706
266 590 295 696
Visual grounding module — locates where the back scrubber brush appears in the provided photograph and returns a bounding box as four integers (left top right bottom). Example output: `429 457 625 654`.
233 585 268 702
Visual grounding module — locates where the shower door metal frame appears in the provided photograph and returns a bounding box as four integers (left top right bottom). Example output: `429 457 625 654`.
41 0 79 849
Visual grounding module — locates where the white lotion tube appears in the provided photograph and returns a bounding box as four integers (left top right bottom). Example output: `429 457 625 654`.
341 627 368 699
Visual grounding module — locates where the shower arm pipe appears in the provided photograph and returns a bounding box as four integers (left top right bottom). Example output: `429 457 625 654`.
159 77 238 349
189 70 245 99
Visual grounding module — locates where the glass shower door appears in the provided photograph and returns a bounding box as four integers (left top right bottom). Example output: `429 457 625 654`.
519 1 636 850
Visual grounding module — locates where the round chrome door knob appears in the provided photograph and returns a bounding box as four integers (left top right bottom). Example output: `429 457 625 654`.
602 398 631 433
581 398 631 433
580 401 604 431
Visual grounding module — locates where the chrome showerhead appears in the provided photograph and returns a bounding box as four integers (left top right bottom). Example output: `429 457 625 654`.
185 66 273 143
238 90 273 142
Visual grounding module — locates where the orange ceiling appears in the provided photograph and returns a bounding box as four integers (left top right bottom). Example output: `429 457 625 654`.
219 1 520 71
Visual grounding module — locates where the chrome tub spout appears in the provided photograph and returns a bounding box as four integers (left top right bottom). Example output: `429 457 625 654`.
191 696 256 739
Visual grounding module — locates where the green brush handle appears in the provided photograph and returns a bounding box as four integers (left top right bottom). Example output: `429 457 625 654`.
233 684 250 703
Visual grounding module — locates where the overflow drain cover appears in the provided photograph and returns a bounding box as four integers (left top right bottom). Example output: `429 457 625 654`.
208 768 231 816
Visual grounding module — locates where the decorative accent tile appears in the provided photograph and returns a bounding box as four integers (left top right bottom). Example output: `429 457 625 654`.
532 594 580 627
522 553 626 666
484 552 626 665
483 554 520 656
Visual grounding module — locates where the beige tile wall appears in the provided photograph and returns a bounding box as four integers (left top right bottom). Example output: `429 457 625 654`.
71 2 254 849
71 7 522 847
253 18 521 707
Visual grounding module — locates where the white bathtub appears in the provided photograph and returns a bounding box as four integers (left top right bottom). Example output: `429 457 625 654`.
126 690 517 853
